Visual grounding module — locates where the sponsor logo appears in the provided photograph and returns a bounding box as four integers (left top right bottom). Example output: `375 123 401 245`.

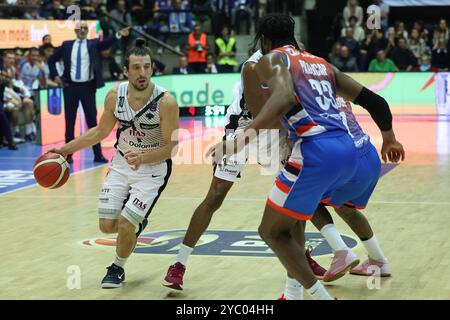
132 198 147 210
118 96 125 109
128 141 160 149
140 123 159 130
145 113 154 120
129 129 146 137
82 230 358 257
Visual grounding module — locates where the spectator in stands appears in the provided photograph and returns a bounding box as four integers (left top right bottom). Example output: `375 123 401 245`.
14 48 26 74
433 20 449 50
42 35 52 47
341 16 365 43
203 53 219 73
172 55 191 74
24 5 45 20
412 55 437 72
19 47 46 91
385 27 397 56
215 25 237 73
232 0 253 35
338 27 360 60
432 40 449 71
408 28 427 60
186 24 208 74
211 0 231 36
389 38 417 71
158 0 194 53
82 0 103 20
372 0 389 33
413 20 429 42
328 42 342 63
3 51 36 142
110 0 132 53
343 0 363 27
152 58 167 76
100 48 124 81
0 59 17 150
368 49 398 72
40 44 60 87
360 29 388 70
394 21 408 40
331 46 358 72
42 0 66 20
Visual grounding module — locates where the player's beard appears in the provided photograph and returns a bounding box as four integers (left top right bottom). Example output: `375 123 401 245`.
130 80 149 91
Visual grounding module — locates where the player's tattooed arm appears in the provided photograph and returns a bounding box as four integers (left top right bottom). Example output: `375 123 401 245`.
49 89 118 157
126 92 179 169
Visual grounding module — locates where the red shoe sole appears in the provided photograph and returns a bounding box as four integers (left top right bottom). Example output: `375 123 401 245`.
162 280 183 291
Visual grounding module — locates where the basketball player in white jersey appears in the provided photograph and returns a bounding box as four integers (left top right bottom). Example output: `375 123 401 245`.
50 39 179 288
162 49 326 291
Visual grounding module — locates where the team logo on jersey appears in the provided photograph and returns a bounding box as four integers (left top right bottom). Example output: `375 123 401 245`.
145 113 155 120
140 123 159 130
81 230 358 257
118 96 125 109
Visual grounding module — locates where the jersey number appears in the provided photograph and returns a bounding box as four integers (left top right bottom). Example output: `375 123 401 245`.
308 79 337 111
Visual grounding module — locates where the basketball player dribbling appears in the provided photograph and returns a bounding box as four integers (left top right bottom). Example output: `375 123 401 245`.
50 39 179 288
208 14 404 300
162 49 327 291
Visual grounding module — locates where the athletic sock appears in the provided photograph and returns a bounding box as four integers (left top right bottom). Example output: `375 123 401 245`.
176 243 193 266
113 256 127 268
306 280 333 300
320 224 348 252
284 276 303 300
362 235 387 261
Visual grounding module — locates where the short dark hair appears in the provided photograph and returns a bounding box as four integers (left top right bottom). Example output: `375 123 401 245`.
251 13 299 51
124 38 153 68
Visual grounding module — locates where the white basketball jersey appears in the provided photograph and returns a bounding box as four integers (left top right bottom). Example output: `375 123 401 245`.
225 50 264 130
114 82 166 155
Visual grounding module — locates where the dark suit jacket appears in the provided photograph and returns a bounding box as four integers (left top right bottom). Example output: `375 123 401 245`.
48 35 118 88
172 67 191 74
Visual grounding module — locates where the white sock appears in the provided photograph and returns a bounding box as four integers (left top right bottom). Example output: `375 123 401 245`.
320 224 348 252
284 276 303 300
25 124 32 135
362 235 387 261
113 256 127 268
176 243 193 266
306 280 333 300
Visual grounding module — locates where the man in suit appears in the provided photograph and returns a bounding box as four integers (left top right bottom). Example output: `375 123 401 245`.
48 20 130 163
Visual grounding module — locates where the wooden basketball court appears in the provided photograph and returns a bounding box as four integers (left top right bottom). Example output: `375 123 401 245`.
1 115 449 300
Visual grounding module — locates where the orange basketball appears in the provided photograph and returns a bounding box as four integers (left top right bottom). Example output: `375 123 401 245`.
33 152 70 189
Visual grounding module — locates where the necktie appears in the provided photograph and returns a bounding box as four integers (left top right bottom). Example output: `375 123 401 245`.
75 40 82 80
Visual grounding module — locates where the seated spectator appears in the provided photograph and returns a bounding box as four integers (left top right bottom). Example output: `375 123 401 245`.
215 25 237 73
19 48 46 91
82 0 103 20
343 0 363 27
394 21 408 40
389 38 417 71
152 58 167 76
203 53 219 73
42 0 66 20
172 55 191 74
361 30 388 68
158 0 193 53
437 19 449 44
110 0 132 53
385 27 397 56
338 27 360 59
0 68 17 150
341 16 365 43
100 49 124 81
232 0 253 35
186 24 208 74
328 42 342 63
412 55 438 72
24 6 45 20
432 40 449 71
413 20 429 43
368 50 398 72
408 28 427 59
2 51 36 141
331 46 358 72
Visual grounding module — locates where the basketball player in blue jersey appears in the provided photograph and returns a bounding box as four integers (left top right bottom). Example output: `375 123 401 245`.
208 14 404 300
50 39 179 288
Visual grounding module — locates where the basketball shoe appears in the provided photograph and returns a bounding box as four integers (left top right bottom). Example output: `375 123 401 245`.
163 262 185 290
350 258 391 277
101 263 125 288
305 247 326 279
323 249 359 282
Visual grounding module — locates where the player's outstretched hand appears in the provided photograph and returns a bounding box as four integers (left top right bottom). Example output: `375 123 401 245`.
206 139 242 165
381 138 405 163
124 151 142 171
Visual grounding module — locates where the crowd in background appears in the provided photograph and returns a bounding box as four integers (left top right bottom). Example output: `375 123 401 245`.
329 0 450 72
